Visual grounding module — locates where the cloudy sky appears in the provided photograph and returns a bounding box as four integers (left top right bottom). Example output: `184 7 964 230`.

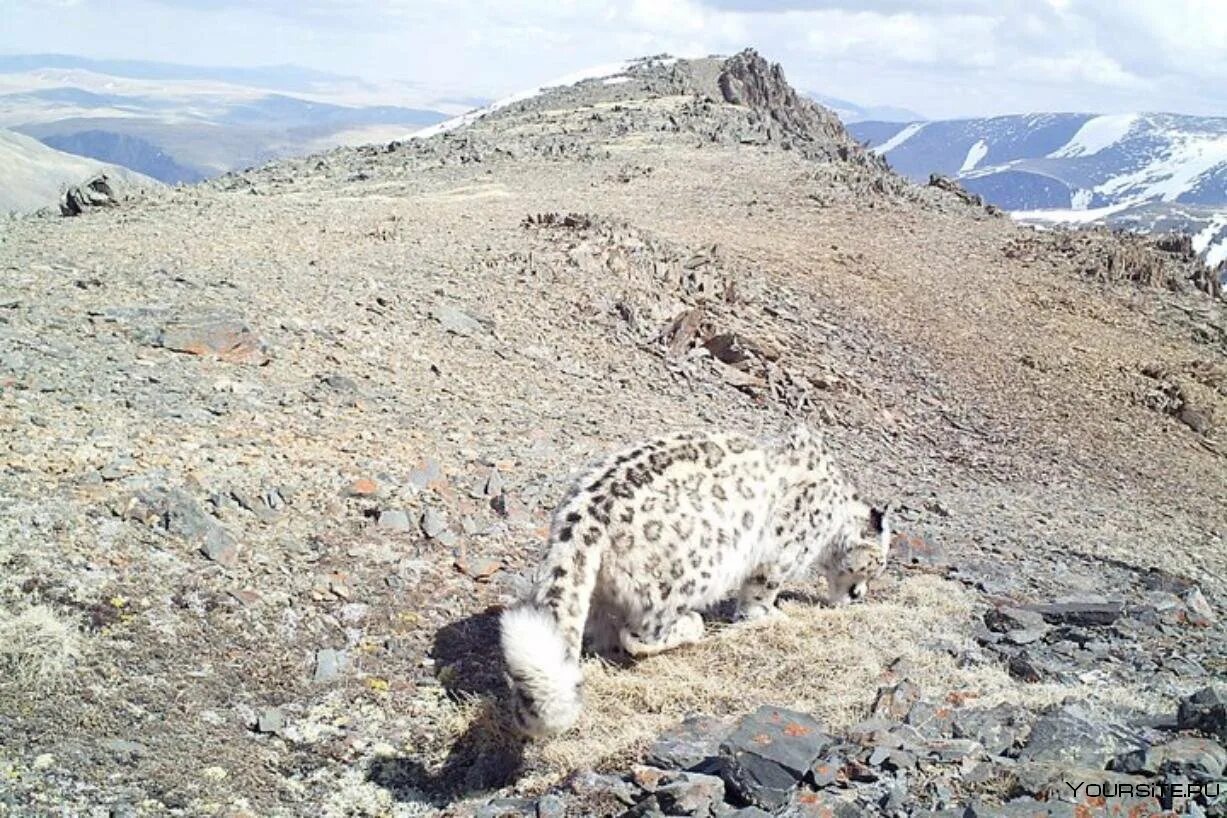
3 0 1225 118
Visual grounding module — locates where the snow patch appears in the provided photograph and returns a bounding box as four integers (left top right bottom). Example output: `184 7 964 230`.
1049 114 1138 158
1070 188 1092 210
1193 213 1227 266
1095 131 1227 204
1208 237 1227 267
602 76 630 86
872 122 926 155
959 139 988 173
1010 201 1136 225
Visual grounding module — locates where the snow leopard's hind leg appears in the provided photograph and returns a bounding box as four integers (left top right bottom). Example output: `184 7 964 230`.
619 610 705 657
734 563 787 624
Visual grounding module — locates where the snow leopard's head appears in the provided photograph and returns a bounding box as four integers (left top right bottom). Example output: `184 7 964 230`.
825 503 891 606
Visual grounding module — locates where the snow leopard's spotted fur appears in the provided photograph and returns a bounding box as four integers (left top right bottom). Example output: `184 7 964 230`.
499 424 892 737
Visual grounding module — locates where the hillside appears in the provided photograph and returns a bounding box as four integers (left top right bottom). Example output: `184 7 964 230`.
0 55 453 182
0 127 157 213
850 113 1227 268
0 51 1224 817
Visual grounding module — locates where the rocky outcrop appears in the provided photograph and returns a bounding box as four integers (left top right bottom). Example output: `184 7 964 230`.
59 173 120 216
715 49 859 160
494 681 1227 816
1005 227 1225 297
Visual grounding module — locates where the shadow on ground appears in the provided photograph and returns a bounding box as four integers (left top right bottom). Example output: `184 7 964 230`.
367 606 528 802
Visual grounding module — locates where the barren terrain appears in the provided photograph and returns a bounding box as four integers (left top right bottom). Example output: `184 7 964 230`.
1 52 1223 817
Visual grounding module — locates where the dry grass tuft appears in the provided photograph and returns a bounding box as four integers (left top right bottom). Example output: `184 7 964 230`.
0 605 84 691
537 574 978 773
421 574 1171 788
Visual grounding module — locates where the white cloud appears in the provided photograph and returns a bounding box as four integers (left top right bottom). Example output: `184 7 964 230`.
0 0 1224 118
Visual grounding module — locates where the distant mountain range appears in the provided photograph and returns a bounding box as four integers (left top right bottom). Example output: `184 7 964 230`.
0 54 461 185
0 127 157 213
806 92 922 124
848 113 1227 267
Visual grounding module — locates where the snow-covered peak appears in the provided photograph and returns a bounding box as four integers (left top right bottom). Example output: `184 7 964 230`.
849 112 1227 272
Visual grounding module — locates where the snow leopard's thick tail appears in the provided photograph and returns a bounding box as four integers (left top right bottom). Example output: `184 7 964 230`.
500 517 604 737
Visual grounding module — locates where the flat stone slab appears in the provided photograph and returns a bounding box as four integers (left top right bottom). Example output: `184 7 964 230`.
1017 706 1123 768
715 706 834 811
647 714 730 771
1018 601 1126 627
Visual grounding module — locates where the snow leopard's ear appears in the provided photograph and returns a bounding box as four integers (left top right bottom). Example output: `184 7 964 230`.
868 506 885 536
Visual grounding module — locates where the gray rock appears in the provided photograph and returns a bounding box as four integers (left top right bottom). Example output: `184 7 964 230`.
231 488 277 521
1007 652 1047 683
889 531 949 568
313 648 346 682
984 607 1051 646
867 746 892 767
880 779 910 814
256 708 284 734
103 739 148 756
407 458 442 490
126 486 237 566
421 508 447 538
976 798 1079 817
925 738 984 763
200 526 239 567
377 508 411 532
653 771 725 817
722 809 772 818
1017 706 1121 768
1181 588 1216 626
567 770 640 806
476 798 536 818
157 318 269 365
483 467 505 498
61 174 119 216
535 795 566 818
905 701 955 739
715 706 834 811
872 679 921 720
431 303 488 337
1019 601 1125 627
808 753 843 788
985 606 1047 633
321 373 359 392
1114 736 1227 777
647 714 729 771
1178 685 1227 742
846 717 897 747
952 704 1031 756
782 789 863 817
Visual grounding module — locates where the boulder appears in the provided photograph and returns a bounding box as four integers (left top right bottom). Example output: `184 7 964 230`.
714 706 833 811
60 173 120 216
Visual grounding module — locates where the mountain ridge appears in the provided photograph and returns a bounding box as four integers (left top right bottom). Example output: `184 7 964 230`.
849 111 1227 268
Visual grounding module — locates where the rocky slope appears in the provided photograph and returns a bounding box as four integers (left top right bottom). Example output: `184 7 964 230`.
0 50 1224 817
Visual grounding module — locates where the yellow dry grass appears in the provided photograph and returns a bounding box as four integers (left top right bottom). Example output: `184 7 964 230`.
0 605 84 692
421 572 1167 792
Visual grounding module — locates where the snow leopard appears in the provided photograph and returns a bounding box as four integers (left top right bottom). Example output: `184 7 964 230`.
499 424 892 737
